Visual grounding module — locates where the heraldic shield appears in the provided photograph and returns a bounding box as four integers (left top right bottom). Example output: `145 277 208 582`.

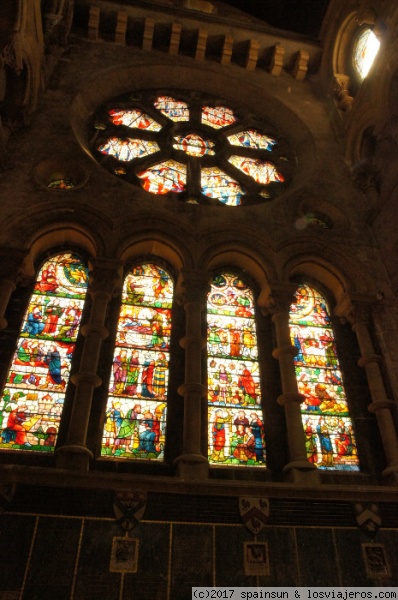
113 490 147 532
239 497 269 534
354 502 381 536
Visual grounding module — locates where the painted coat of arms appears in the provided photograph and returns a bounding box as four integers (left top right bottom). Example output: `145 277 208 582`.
239 497 269 534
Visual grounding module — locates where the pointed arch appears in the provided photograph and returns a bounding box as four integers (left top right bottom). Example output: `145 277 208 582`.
0 252 89 452
207 270 266 466
101 262 174 460
289 283 360 471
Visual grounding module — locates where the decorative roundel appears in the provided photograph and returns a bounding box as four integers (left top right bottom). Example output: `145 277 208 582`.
91 90 295 207
353 27 380 80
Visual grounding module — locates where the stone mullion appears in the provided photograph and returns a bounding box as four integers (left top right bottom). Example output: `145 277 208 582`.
55 259 122 471
263 284 320 484
175 270 209 479
336 295 398 485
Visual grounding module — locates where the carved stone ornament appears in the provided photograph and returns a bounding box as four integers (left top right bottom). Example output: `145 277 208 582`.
354 502 381 536
239 496 270 534
113 490 147 531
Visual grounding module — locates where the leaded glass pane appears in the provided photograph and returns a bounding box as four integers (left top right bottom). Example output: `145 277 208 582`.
201 167 244 206
201 106 237 129
0 253 88 452
207 272 266 466
173 134 215 157
101 263 173 460
354 28 380 80
228 156 284 184
289 284 360 471
108 109 162 131
153 96 189 121
227 130 276 151
138 160 186 194
98 138 160 162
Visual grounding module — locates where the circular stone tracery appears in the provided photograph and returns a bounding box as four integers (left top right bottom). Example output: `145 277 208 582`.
91 90 295 207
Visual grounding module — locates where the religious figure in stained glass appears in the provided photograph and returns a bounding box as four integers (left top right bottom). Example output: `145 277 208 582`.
0 253 88 452
227 130 276 151
98 138 160 162
153 96 189 121
207 272 266 466
173 134 215 157
289 284 360 471
228 156 284 185
201 167 244 206
101 263 173 460
137 160 186 194
108 108 162 131
201 106 237 129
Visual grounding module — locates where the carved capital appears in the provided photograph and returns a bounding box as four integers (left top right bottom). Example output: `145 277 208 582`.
175 269 210 306
88 259 123 298
260 282 297 316
333 74 354 112
334 293 374 327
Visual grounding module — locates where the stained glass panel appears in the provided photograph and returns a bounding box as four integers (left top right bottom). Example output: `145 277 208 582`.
138 160 186 194
227 130 276 151
207 273 265 466
48 179 75 189
153 96 189 121
201 106 237 129
101 263 173 460
0 253 88 452
173 134 215 157
201 167 244 206
354 28 380 80
289 284 360 471
98 138 160 162
228 156 284 185
108 108 162 131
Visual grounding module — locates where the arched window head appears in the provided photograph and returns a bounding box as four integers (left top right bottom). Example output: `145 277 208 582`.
289 284 360 471
0 252 89 452
101 263 173 460
353 27 380 80
207 272 266 466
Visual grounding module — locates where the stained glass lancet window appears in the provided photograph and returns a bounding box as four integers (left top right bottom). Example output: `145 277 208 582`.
207 272 266 466
289 284 360 471
0 253 89 452
101 263 173 460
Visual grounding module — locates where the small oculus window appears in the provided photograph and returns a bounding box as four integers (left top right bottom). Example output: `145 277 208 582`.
353 28 380 80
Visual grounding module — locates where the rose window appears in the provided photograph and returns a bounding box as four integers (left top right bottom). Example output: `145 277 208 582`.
92 90 294 206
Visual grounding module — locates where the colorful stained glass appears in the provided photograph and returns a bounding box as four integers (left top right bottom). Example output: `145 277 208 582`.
228 156 284 185
289 284 360 471
0 253 88 453
201 106 237 129
48 179 75 189
153 96 189 121
354 28 380 80
137 160 186 194
101 263 173 460
207 272 265 466
201 167 244 206
98 138 160 162
108 108 162 131
173 134 215 157
227 130 276 151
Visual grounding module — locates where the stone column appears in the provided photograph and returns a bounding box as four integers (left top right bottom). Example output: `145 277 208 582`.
0 248 27 330
262 283 320 484
174 269 209 479
336 295 398 485
55 259 122 471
